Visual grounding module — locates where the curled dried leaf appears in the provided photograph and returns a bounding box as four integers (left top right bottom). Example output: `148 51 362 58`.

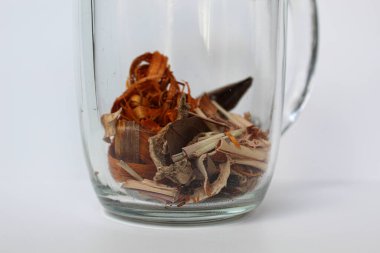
195 154 210 195
186 159 231 204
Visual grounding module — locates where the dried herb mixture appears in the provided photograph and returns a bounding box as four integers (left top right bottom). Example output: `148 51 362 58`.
101 51 270 205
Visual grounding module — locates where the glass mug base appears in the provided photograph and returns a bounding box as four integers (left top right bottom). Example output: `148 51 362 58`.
77 0 318 224
95 182 269 223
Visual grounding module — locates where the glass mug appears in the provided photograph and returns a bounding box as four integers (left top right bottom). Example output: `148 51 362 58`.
76 0 318 223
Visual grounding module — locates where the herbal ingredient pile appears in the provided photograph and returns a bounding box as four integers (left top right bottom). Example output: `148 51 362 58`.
101 51 270 205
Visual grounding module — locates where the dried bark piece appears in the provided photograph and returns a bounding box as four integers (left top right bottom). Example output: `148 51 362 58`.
149 124 170 168
100 108 122 143
164 117 209 156
207 77 253 111
148 96 188 168
186 159 231 204
153 158 194 185
148 98 209 184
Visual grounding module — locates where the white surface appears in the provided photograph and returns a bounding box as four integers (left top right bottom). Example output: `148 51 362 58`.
1 0 380 252
1 179 379 253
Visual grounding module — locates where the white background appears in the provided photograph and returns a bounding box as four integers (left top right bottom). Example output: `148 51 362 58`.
1 0 380 252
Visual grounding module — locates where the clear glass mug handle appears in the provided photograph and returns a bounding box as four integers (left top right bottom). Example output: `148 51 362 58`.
282 0 319 133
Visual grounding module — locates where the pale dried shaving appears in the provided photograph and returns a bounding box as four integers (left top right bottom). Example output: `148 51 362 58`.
100 108 122 143
187 159 231 203
119 160 144 181
217 138 268 162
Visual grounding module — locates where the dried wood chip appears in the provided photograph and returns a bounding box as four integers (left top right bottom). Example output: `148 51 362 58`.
164 117 209 156
100 108 122 143
154 158 194 185
207 77 253 111
114 120 140 162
